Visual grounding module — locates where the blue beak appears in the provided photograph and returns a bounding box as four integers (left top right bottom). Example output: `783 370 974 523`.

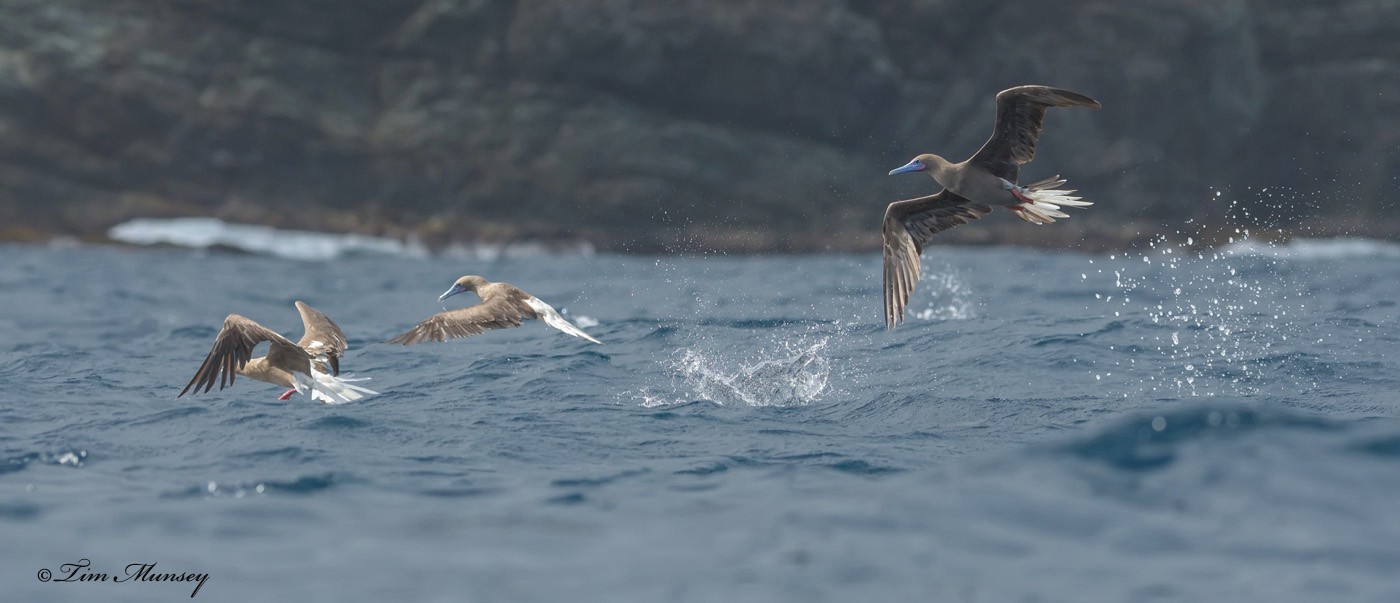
438 284 466 302
888 160 925 176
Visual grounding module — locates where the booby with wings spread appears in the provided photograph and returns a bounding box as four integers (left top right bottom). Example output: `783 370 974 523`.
388 275 602 346
179 301 376 404
883 85 1101 328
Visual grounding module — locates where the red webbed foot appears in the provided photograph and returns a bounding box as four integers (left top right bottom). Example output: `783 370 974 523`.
1010 187 1035 204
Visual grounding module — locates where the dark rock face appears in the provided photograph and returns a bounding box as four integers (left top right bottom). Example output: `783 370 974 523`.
1 0 1396 250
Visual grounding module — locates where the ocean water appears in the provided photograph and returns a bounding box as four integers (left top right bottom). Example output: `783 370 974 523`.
3 230 1400 602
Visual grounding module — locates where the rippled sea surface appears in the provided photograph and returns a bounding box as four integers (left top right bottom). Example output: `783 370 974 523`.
3 238 1399 602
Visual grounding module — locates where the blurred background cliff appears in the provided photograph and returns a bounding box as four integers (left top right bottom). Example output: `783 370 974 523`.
1 0 1396 252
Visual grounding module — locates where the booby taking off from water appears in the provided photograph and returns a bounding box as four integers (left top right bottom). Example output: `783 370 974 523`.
883 85 1101 328
387 275 602 345
179 301 377 403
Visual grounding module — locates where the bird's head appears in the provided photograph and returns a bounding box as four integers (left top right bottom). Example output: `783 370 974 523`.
439 275 490 301
888 153 942 176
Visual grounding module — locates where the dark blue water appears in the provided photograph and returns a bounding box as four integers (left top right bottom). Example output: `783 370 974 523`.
3 238 1399 602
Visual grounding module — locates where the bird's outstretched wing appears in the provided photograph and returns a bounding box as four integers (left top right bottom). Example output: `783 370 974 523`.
883 190 991 329
294 301 349 375
387 292 537 345
968 85 1100 181
179 315 308 396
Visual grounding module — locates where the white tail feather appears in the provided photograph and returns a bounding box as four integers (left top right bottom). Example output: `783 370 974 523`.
303 368 378 405
1011 177 1094 224
523 297 603 344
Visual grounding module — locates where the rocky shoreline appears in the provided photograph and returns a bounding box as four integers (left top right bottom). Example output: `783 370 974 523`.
2 1 1396 253
10 213 1393 258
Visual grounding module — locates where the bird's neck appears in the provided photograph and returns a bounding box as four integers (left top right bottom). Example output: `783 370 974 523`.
470 285 496 301
928 157 957 189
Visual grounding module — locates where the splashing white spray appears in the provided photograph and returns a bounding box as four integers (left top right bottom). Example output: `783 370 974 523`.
633 337 831 408
1085 195 1328 397
913 263 977 321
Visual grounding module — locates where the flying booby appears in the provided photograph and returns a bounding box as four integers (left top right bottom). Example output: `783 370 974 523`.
387 275 602 346
179 301 377 404
883 85 1101 328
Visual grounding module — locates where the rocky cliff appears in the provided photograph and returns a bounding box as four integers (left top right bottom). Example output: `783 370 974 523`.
1 0 1396 251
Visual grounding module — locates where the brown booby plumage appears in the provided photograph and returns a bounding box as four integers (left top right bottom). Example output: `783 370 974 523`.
388 275 602 345
883 85 1101 328
179 301 376 404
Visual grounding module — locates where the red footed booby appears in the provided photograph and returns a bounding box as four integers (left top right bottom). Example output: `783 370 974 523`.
387 275 602 346
884 85 1101 328
178 301 377 404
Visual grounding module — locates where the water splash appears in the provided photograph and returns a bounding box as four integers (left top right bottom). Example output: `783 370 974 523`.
674 340 830 407
633 337 831 407
1087 218 1326 397
913 263 977 321
572 315 600 329
3 449 88 474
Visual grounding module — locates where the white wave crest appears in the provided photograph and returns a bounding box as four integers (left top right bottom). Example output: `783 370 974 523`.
440 241 595 260
1224 237 1400 260
108 218 428 261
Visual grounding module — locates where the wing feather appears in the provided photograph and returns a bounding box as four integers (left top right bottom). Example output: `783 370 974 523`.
882 191 992 329
387 293 538 346
295 301 349 375
969 85 1100 181
179 315 308 397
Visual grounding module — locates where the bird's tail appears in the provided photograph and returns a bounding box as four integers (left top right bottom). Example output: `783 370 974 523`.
1008 176 1093 225
523 297 603 344
294 369 378 405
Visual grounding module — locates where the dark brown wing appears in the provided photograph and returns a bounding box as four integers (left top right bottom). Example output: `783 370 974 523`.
883 190 992 329
387 290 538 345
179 315 309 397
968 85 1100 181
295 301 348 375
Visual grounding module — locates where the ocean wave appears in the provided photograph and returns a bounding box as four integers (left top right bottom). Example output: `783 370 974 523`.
1224 237 1400 260
1057 406 1339 472
108 217 602 261
108 218 428 261
1 449 88 474
439 240 595 260
164 472 343 499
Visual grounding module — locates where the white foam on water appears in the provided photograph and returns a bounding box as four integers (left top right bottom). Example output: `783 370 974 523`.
439 240 596 260
108 217 429 261
1224 237 1400 260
